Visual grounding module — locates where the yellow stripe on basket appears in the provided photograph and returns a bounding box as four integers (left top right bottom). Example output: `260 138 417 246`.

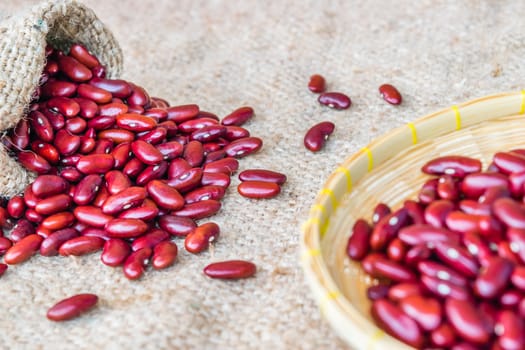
335 166 352 192
406 122 418 144
362 147 373 171
319 217 330 238
451 105 461 130
300 248 321 263
319 188 338 209
319 290 341 317
520 90 525 114
310 204 326 216
301 217 320 232
366 329 386 350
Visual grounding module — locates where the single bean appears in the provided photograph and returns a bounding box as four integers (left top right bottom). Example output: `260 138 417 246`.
496 310 525 350
73 206 113 228
158 215 196 237
307 74 326 93
184 222 220 253
40 228 79 256
366 284 390 300
184 185 226 204
183 140 204 167
202 157 239 175
474 256 514 298
172 200 221 220
101 186 147 215
146 180 184 210
370 208 409 251
35 193 72 215
304 121 335 152
10 219 35 242
221 106 254 126
58 236 105 256
318 92 351 110
123 247 151 280
152 241 178 269
378 83 402 105
76 154 114 174
101 238 131 267
238 169 287 184
237 181 281 199
116 113 157 132
4 234 43 264
346 219 371 261
422 155 481 177
105 218 148 238
203 260 256 279
445 298 492 344
166 104 200 123
399 295 441 331
46 293 98 321
135 161 168 186
7 196 26 219
57 55 92 82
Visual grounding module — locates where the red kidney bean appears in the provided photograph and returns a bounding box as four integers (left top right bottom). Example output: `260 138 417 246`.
307 74 326 93
220 106 254 127
105 218 148 238
498 241 521 265
47 97 80 118
184 222 220 253
202 143 222 156
57 55 92 82
202 157 239 175
116 113 156 132
123 247 151 280
76 154 114 174
59 166 83 183
35 194 72 215
508 171 525 196
184 185 226 204
12 119 30 149
224 126 250 141
69 44 100 68
369 255 416 282
496 310 525 350
127 84 150 107
167 158 192 179
46 293 98 322
0 236 13 254
178 117 218 133
87 115 116 130
92 186 109 208
371 299 424 348
40 228 79 256
10 219 35 242
77 83 112 104
4 234 43 264
461 172 509 199
361 252 386 275
474 256 514 298
80 228 110 241
158 215 196 237
366 284 390 300
135 161 168 186
238 169 287 184
25 208 44 223
41 212 75 231
431 323 457 348
60 154 81 167
370 208 409 251
173 200 221 220
493 197 525 229
418 260 468 286
424 199 455 228
151 241 178 269
399 295 441 331
7 196 25 219
98 129 135 144
422 155 482 178
462 232 493 266
0 263 7 277
101 238 131 267
183 140 204 167
190 125 226 143
434 241 479 278
102 171 129 195
378 83 402 105
403 200 425 224
144 108 168 121
445 298 492 344
418 178 438 204
17 151 52 174
437 175 459 201
201 172 231 188
89 77 132 99
73 174 102 205
511 266 525 291
102 186 147 215
421 275 471 300
119 198 159 221
122 158 145 179
31 140 60 164
155 141 183 160
29 111 55 142
73 206 113 228
146 179 184 210
65 117 87 134
398 224 460 246
58 236 105 256
131 229 169 252
318 92 351 110
459 199 490 216
445 211 482 233
492 151 525 174
371 203 391 225
41 80 77 98
166 104 200 123
499 289 523 308
73 97 98 119
304 121 335 152
346 219 371 261
237 181 281 199
387 282 424 302
203 259 257 279
110 142 131 169
98 102 128 118
137 127 167 144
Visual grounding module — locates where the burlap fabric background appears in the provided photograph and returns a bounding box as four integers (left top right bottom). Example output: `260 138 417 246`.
0 1 524 349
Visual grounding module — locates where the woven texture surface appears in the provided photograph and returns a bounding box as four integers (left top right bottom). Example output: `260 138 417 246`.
1 1 525 349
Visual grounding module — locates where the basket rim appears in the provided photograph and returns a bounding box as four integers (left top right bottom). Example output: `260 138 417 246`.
300 90 525 349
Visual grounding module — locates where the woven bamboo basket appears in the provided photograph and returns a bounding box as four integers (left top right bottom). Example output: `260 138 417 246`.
300 91 525 349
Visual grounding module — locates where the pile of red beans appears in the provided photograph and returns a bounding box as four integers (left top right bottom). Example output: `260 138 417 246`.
347 153 525 349
0 43 284 284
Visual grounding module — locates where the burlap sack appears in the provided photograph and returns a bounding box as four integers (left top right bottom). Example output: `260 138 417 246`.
0 0 122 197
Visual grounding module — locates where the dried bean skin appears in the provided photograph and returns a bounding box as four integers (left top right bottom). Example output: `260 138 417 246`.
46 293 98 321
371 299 424 348
152 241 178 269
203 260 256 279
307 74 326 93
237 181 281 199
318 92 351 110
304 121 335 152
238 169 287 185
379 84 402 105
